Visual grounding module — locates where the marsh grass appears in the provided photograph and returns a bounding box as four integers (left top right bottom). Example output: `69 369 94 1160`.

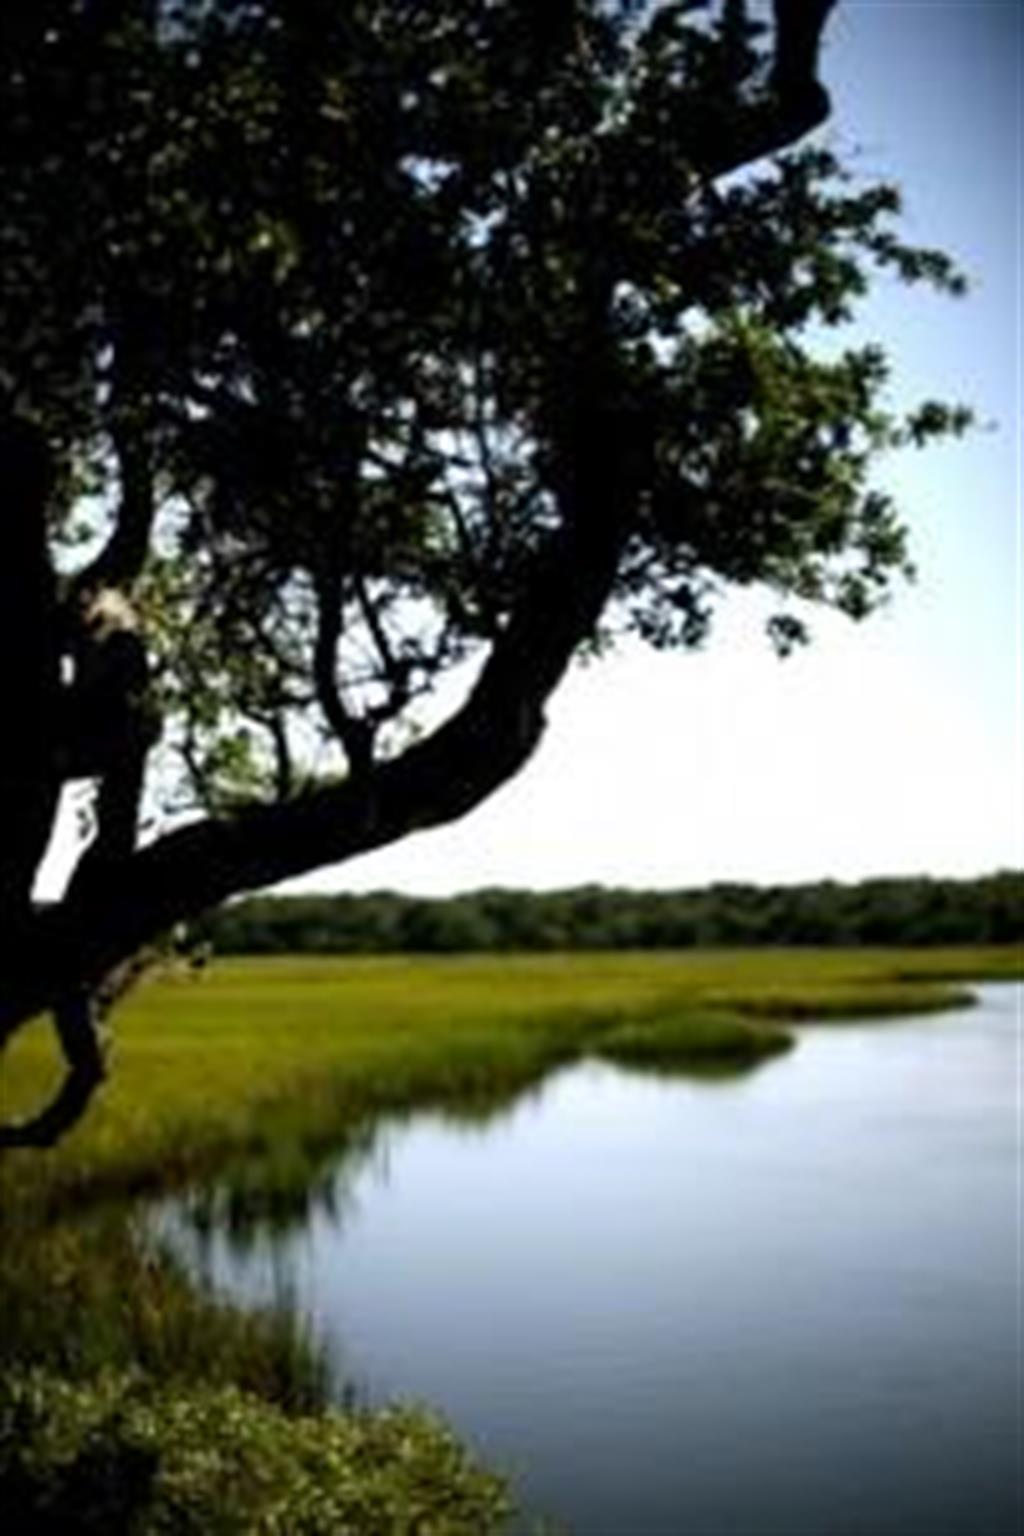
595 1008 794 1073
0 1209 327 1408
704 981 978 1020
2 947 1019 1219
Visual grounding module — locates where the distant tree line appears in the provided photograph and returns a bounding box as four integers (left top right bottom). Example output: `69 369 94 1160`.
194 873 1022 955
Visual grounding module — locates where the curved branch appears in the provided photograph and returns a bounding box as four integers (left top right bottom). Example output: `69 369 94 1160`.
0 993 106 1150
770 0 835 101
695 0 837 179
0 942 162 1149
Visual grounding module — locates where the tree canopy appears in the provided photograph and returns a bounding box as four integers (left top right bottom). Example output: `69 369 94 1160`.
0 1 970 1143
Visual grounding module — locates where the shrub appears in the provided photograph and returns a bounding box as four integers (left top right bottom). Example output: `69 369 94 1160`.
0 1370 510 1535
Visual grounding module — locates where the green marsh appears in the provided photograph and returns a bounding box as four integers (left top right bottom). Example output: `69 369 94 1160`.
4 946 1018 1213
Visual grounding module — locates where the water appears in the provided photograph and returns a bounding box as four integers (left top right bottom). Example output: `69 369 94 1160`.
164 984 1022 1535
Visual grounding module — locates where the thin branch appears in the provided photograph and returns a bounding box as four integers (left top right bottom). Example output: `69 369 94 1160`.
312 563 374 777
353 575 416 724
72 418 156 597
266 711 294 801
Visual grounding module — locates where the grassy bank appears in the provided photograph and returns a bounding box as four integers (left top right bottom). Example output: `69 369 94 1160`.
1 947 1018 1531
2 946 1019 1216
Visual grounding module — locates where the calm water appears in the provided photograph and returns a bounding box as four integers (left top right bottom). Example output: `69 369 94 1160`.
165 983 1021 1535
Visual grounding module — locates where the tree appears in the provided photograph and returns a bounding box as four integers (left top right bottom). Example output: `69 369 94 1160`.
0 0 969 1145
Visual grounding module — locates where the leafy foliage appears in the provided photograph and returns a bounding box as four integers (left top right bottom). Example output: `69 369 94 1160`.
2 1 968 811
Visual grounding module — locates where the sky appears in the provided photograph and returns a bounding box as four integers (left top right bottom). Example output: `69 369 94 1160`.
283 0 1020 897
37 1 1022 902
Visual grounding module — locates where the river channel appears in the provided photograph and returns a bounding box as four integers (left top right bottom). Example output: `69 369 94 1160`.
159 982 1021 1535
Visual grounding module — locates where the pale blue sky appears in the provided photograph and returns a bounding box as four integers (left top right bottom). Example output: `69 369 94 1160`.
37 2 1021 900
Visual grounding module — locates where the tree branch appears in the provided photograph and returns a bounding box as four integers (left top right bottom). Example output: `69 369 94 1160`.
694 0 837 179
312 564 375 778
0 993 106 1150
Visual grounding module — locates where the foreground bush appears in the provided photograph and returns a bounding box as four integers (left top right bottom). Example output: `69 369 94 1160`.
0 1371 510 1535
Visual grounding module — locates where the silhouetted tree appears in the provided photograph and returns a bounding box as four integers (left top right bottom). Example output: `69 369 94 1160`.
1 1 970 1144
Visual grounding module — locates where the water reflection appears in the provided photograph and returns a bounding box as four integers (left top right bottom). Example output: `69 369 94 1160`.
159 984 1022 1536
174 1121 381 1256
165 1036 784 1259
